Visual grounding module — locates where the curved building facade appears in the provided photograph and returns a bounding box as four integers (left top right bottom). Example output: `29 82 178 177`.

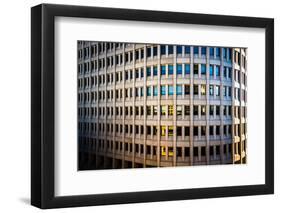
78 41 247 170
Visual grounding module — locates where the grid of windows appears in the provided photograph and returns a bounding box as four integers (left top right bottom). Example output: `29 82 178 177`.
78 42 247 170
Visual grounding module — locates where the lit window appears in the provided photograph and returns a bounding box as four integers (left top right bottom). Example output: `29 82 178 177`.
201 105 206 116
185 64 190 74
168 64 173 75
168 105 173 116
201 85 206 95
161 106 166 116
161 85 166 95
176 85 182 95
177 64 182 75
168 126 173 136
201 64 206 75
153 86 158 96
177 106 182 116
161 65 166 75
168 85 173 95
153 106 158 116
215 85 220 96
161 126 166 136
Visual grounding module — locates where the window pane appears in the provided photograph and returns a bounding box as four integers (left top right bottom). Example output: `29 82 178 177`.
147 66 151 77
194 46 199 54
201 47 206 55
153 86 158 96
177 64 182 75
185 46 190 54
201 64 206 75
161 65 166 75
147 87 151 96
210 47 214 57
161 45 166 55
177 46 182 54
176 85 182 95
161 85 166 95
209 65 214 76
153 66 158 76
168 64 173 75
185 64 190 74
215 66 220 77
168 85 173 95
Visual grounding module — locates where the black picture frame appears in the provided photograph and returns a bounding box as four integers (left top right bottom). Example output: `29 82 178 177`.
31 3 274 209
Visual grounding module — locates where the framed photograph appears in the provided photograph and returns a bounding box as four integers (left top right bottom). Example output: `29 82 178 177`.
31 3 274 209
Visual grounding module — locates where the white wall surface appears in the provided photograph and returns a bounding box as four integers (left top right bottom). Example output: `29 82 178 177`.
0 0 279 212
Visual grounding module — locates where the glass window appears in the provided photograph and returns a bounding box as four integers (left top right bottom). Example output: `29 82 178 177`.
201 47 206 55
168 64 173 75
140 68 144 78
176 85 182 95
201 105 206 116
177 64 182 75
210 106 214 116
177 46 182 54
161 85 166 95
185 64 190 74
184 106 190 116
153 86 158 96
184 85 190 95
201 126 206 136
223 48 227 59
215 66 220 77
194 46 199 55
184 127 190 136
161 106 166 116
216 47 220 57
177 127 182 136
161 126 166 136
194 64 199 75
147 87 151 96
201 85 206 95
160 45 166 55
153 106 157 116
168 85 173 95
194 85 199 95
194 106 199 116
168 105 173 116
210 47 214 57
153 66 158 76
185 46 190 54
153 46 158 56
201 64 206 75
140 87 143 97
147 106 151 116
209 65 214 76
168 45 173 54
147 47 151 57
168 126 173 136
161 65 166 75
215 85 220 96
209 85 214 96
146 66 151 77
177 106 182 116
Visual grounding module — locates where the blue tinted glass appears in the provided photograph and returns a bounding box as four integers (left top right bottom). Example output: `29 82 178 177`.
161 86 166 95
140 68 144 78
168 45 173 54
201 47 206 55
210 47 214 56
185 46 190 54
201 64 206 75
168 86 173 95
153 66 157 76
185 64 190 74
215 66 220 76
216 48 220 57
194 47 199 54
223 48 227 59
210 65 214 76
177 46 182 54
176 85 182 95
177 64 182 75
168 64 173 75
161 65 166 75
147 67 151 77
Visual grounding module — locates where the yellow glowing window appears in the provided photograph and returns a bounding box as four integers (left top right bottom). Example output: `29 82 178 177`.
161 146 166 156
161 146 174 156
168 105 173 116
201 85 206 95
161 126 166 136
161 106 167 116
168 126 173 136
